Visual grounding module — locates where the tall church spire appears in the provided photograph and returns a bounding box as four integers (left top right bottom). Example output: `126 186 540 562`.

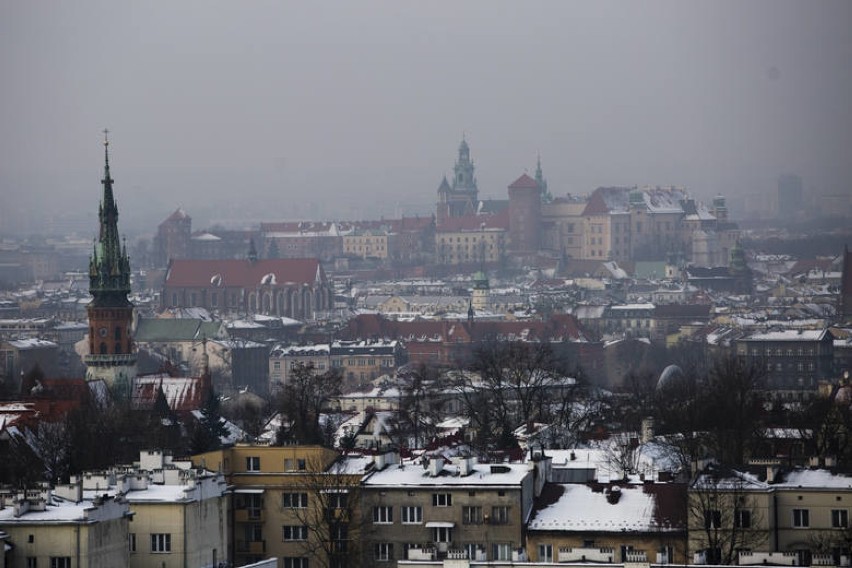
89 130 131 307
86 131 137 394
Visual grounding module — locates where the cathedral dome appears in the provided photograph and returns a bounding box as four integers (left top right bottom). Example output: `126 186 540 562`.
657 364 687 393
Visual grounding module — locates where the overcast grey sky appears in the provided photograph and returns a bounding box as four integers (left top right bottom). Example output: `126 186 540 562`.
2 1 851 234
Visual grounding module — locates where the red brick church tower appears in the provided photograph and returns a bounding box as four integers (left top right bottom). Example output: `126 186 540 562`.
85 131 136 397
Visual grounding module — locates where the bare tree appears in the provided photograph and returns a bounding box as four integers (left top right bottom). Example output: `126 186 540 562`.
30 418 72 484
689 464 769 565
274 363 342 446
283 456 363 568
456 341 569 451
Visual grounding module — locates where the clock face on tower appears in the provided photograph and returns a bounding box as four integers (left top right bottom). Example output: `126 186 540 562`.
99 327 108 338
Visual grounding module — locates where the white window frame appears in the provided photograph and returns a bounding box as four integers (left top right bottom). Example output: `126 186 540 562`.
538 543 554 562
283 492 308 508
375 542 394 562
246 456 260 472
283 525 308 541
401 505 422 524
833 509 849 529
793 508 810 528
151 533 172 553
373 506 393 524
432 493 452 507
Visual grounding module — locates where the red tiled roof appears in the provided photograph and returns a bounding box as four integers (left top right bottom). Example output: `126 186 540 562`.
159 208 191 227
581 188 611 216
341 313 585 343
132 375 208 414
165 258 324 288
508 173 539 190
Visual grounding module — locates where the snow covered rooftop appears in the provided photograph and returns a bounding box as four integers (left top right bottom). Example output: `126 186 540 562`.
528 483 686 533
364 459 530 487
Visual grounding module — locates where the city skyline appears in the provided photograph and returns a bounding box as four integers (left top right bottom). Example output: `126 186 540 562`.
2 1 852 234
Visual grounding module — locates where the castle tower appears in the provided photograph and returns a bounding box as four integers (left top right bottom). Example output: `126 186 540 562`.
535 154 551 203
85 131 136 396
508 173 542 253
436 136 479 223
712 195 728 223
471 270 490 313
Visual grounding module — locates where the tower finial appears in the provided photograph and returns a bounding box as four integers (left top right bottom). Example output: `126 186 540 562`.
103 128 110 165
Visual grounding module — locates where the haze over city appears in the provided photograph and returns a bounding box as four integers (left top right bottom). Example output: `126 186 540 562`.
2 1 851 234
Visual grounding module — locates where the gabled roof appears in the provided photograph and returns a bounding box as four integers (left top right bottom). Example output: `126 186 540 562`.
132 375 208 414
159 208 190 227
508 173 539 190
165 258 325 288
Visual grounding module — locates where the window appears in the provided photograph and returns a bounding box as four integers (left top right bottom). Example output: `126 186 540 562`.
375 542 394 562
327 492 348 509
50 560 71 568
283 492 308 508
463 506 483 525
735 510 752 528
283 558 309 568
705 510 722 529
402 505 422 524
539 544 554 562
491 505 510 525
373 506 393 524
432 493 452 507
129 532 136 552
26 559 37 568
433 526 453 543
246 456 260 471
151 533 172 553
793 509 810 528
492 543 512 560
283 525 308 541
833 509 849 528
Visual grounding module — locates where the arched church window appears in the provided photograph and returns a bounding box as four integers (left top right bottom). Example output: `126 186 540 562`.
99 343 107 354
115 327 121 340
115 343 122 354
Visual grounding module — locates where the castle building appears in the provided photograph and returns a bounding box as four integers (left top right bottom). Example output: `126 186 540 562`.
437 137 480 225
85 132 137 396
508 173 542 254
154 208 191 266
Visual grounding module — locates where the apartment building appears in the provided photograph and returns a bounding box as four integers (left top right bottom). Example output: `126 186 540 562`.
191 444 361 567
736 329 835 397
360 455 534 566
689 464 852 566
0 488 130 568
269 340 404 390
526 482 688 564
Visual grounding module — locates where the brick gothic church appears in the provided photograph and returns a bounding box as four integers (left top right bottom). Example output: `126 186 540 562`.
84 132 137 397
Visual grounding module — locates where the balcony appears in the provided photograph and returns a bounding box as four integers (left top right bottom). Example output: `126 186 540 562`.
234 508 264 523
738 552 798 566
559 546 615 563
236 540 265 555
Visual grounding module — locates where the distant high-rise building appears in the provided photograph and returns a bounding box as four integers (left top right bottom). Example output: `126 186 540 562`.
85 132 136 396
777 174 803 220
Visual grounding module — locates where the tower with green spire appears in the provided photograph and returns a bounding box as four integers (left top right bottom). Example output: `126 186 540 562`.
535 154 551 203
85 131 137 396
